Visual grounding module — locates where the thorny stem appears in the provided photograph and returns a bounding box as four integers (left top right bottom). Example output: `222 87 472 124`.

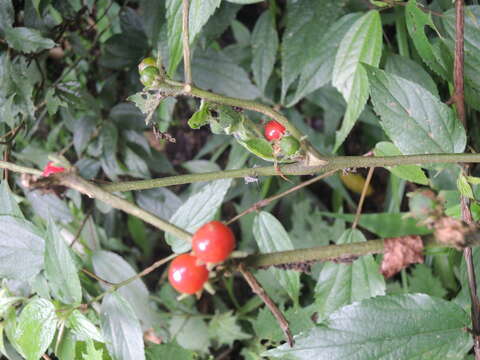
101 153 480 192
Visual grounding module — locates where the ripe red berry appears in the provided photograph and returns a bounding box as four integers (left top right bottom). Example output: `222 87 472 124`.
192 221 235 263
168 254 209 294
42 162 66 177
264 120 286 141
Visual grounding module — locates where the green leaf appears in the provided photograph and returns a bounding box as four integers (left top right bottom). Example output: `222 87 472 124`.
67 310 104 343
192 48 261 100
15 298 58 360
44 219 82 304
405 0 447 78
166 0 183 76
251 10 278 92
92 250 155 328
0 0 14 37
332 11 382 151
100 293 145 360
365 66 466 154
374 142 429 185
0 216 44 279
0 181 23 218
166 178 232 253
146 343 195 360
189 0 221 43
315 229 385 319
208 311 251 347
281 0 344 101
169 316 210 352
82 340 104 360
267 294 472 359
319 212 432 238
226 0 263 3
457 174 475 199
385 54 438 96
188 102 210 129
288 13 361 107
136 188 182 220
408 264 447 298
240 138 274 161
5 26 55 53
253 212 301 303
26 190 73 224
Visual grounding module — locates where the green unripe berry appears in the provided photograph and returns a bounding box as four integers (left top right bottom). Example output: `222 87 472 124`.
138 57 157 73
140 66 160 87
280 136 300 156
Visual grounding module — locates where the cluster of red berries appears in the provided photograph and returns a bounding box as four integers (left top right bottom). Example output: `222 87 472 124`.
168 221 235 295
42 161 66 177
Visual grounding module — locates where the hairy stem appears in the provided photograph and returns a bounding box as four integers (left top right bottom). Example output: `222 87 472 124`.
102 153 480 192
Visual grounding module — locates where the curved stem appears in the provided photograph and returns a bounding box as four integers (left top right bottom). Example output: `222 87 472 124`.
102 153 480 192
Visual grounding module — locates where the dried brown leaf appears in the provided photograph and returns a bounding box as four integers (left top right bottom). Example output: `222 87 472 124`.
380 235 424 278
433 216 473 249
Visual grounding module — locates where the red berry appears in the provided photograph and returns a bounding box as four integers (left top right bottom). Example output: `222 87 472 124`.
192 221 235 263
42 161 65 177
168 254 209 294
264 120 286 141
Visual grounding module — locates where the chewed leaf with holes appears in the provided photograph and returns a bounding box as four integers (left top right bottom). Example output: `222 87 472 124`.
364 65 466 155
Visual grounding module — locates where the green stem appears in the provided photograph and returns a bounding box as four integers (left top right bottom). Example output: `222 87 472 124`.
0 161 43 176
163 80 323 159
243 232 480 268
59 173 192 241
102 153 480 192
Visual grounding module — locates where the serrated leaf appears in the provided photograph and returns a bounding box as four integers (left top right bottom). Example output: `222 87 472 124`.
332 10 382 151
44 219 82 304
189 0 221 43
166 0 183 76
15 298 57 360
405 0 447 78
281 0 344 101
67 310 104 343
288 13 361 107
365 65 466 154
188 102 209 129
374 142 429 185
0 182 23 218
208 311 251 346
251 10 278 92
315 229 385 319
166 179 232 253
92 250 155 328
385 54 438 96
267 294 472 359
253 212 300 303
0 216 44 280
82 340 104 360
101 293 145 360
457 174 474 199
5 27 55 53
146 343 195 360
408 264 447 298
169 316 210 352
192 48 261 100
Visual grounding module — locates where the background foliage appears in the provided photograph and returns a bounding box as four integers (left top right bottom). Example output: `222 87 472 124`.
0 0 480 359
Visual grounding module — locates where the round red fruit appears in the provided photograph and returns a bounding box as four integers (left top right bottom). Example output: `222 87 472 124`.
42 161 66 177
192 221 235 263
168 254 209 294
264 120 286 141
